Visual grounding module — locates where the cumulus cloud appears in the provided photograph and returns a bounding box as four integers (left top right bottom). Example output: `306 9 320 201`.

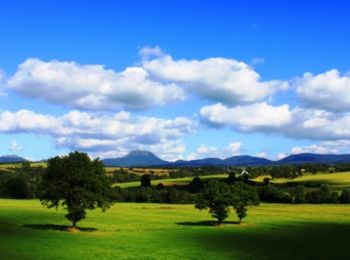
200 102 292 132
143 53 287 105
187 142 242 160
0 109 194 159
200 102 350 141
295 69 350 112
7 58 185 111
290 140 350 155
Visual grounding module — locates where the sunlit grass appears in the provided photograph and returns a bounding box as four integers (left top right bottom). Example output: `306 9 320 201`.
0 199 349 259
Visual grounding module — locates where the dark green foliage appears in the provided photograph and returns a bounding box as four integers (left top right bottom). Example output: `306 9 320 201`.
305 185 334 203
195 181 233 223
0 164 44 199
195 180 260 224
263 177 270 186
140 174 151 187
230 183 260 223
3 177 28 198
188 177 203 193
258 185 292 203
226 172 238 184
39 152 114 228
339 189 350 203
289 185 306 203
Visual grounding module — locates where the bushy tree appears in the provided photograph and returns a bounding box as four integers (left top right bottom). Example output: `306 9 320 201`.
3 176 28 198
189 177 203 193
230 182 260 223
339 189 350 203
195 181 233 224
290 185 306 203
195 180 260 224
140 174 151 188
39 152 114 229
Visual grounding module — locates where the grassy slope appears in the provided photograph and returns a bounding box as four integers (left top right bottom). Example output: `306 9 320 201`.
117 174 228 188
253 172 350 191
1 199 350 259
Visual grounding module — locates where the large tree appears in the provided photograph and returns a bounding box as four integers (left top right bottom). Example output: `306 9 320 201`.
195 180 233 224
195 180 260 224
39 152 114 229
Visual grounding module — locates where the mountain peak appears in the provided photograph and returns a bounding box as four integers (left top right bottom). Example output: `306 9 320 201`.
126 150 157 157
103 150 166 167
0 155 27 163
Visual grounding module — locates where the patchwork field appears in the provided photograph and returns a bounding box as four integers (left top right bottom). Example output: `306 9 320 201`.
0 199 349 259
116 174 228 188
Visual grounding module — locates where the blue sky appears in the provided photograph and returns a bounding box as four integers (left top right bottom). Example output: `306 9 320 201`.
1 0 350 161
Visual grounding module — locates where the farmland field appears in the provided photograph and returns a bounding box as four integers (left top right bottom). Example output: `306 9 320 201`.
0 199 349 259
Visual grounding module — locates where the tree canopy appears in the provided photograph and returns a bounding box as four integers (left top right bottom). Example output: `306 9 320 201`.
39 151 114 229
195 180 260 224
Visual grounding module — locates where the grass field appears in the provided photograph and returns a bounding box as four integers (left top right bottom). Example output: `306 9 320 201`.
116 174 228 188
1 199 349 259
252 172 350 191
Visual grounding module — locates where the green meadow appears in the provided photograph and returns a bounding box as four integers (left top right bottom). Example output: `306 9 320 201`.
1 199 349 259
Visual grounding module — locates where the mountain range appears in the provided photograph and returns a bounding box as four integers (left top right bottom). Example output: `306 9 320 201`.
2 151 350 167
0 155 27 164
101 150 350 167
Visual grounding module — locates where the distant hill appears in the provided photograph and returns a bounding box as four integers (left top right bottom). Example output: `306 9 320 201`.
102 150 350 167
277 153 350 165
223 155 273 166
102 150 167 167
0 155 27 164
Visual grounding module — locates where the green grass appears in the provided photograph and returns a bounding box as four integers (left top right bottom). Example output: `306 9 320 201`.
1 199 350 259
255 172 350 191
116 174 228 188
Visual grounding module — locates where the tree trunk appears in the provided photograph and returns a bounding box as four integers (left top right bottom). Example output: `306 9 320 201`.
72 220 77 228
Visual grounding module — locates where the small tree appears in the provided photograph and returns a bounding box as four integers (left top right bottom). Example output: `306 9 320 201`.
231 182 260 223
339 189 350 203
189 177 203 193
140 174 151 187
195 180 233 224
39 152 114 229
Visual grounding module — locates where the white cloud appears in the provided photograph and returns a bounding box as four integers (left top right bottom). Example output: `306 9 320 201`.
290 140 350 155
0 109 194 159
295 69 350 112
7 58 185 111
200 102 292 132
139 46 165 58
276 152 287 160
256 152 268 158
143 53 287 105
187 142 242 160
9 139 23 152
200 102 350 141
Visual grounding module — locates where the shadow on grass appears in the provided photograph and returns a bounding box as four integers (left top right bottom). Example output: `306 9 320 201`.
177 220 240 226
185 222 350 259
23 224 97 232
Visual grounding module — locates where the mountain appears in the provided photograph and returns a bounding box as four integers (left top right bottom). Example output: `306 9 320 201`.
223 155 273 166
278 153 350 165
0 155 27 163
168 158 224 167
102 150 350 167
102 150 167 167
